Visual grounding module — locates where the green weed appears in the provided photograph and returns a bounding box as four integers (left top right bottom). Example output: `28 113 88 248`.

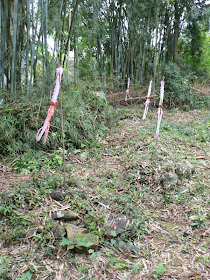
153 262 166 279
189 214 208 227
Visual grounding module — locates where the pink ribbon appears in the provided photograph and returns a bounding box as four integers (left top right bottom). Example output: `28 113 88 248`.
36 67 64 144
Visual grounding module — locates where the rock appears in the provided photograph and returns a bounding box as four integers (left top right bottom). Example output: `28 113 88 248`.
50 191 65 201
49 220 66 239
162 172 178 189
175 162 195 179
69 219 86 228
104 214 131 237
74 233 99 253
65 224 88 240
1 189 17 203
52 210 78 221
65 224 99 253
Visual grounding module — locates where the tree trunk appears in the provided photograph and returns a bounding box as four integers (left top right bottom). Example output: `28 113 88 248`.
53 0 63 64
0 0 4 88
29 0 41 91
63 0 80 66
67 7 71 80
152 23 159 86
59 0 67 64
73 28 78 83
4 0 9 89
25 0 31 89
11 0 18 94
173 0 180 63
44 0 48 70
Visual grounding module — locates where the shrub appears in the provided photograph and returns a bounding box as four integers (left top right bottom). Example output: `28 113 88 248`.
0 86 112 156
163 62 196 109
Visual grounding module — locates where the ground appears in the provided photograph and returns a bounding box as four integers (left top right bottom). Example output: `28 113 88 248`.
0 107 209 280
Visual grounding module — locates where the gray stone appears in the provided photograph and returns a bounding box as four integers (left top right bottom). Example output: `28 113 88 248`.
74 233 99 253
104 214 131 237
175 162 195 179
48 220 66 239
52 210 78 221
1 189 17 203
50 191 65 201
65 224 98 253
65 224 88 240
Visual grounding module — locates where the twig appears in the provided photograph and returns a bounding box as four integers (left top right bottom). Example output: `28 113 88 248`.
195 156 205 159
97 201 110 209
117 94 158 103
9 157 20 168
114 244 132 258
53 200 64 207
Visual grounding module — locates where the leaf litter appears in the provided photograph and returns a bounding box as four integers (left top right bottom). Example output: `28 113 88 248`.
0 108 209 279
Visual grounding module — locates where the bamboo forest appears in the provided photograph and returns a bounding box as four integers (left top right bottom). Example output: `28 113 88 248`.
0 0 209 279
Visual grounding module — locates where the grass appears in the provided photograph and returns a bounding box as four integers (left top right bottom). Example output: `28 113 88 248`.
0 86 112 157
0 105 209 279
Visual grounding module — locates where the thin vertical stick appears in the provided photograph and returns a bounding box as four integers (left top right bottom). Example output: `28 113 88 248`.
60 91 66 187
125 77 131 101
143 80 152 120
155 79 165 138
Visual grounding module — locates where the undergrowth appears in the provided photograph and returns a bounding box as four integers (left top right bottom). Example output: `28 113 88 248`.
0 104 209 279
163 62 210 109
0 86 113 156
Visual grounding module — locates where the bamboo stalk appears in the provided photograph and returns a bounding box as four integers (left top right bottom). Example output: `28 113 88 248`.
59 0 67 65
25 0 31 89
44 0 48 69
63 0 80 66
11 0 19 95
53 0 63 65
29 0 41 94
0 0 4 88
67 7 71 79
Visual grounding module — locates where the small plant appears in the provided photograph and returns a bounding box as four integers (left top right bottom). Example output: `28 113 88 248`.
130 262 143 275
189 214 208 227
76 237 95 250
88 249 101 260
153 262 166 279
60 235 94 251
17 271 32 280
60 235 75 250
0 256 11 277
